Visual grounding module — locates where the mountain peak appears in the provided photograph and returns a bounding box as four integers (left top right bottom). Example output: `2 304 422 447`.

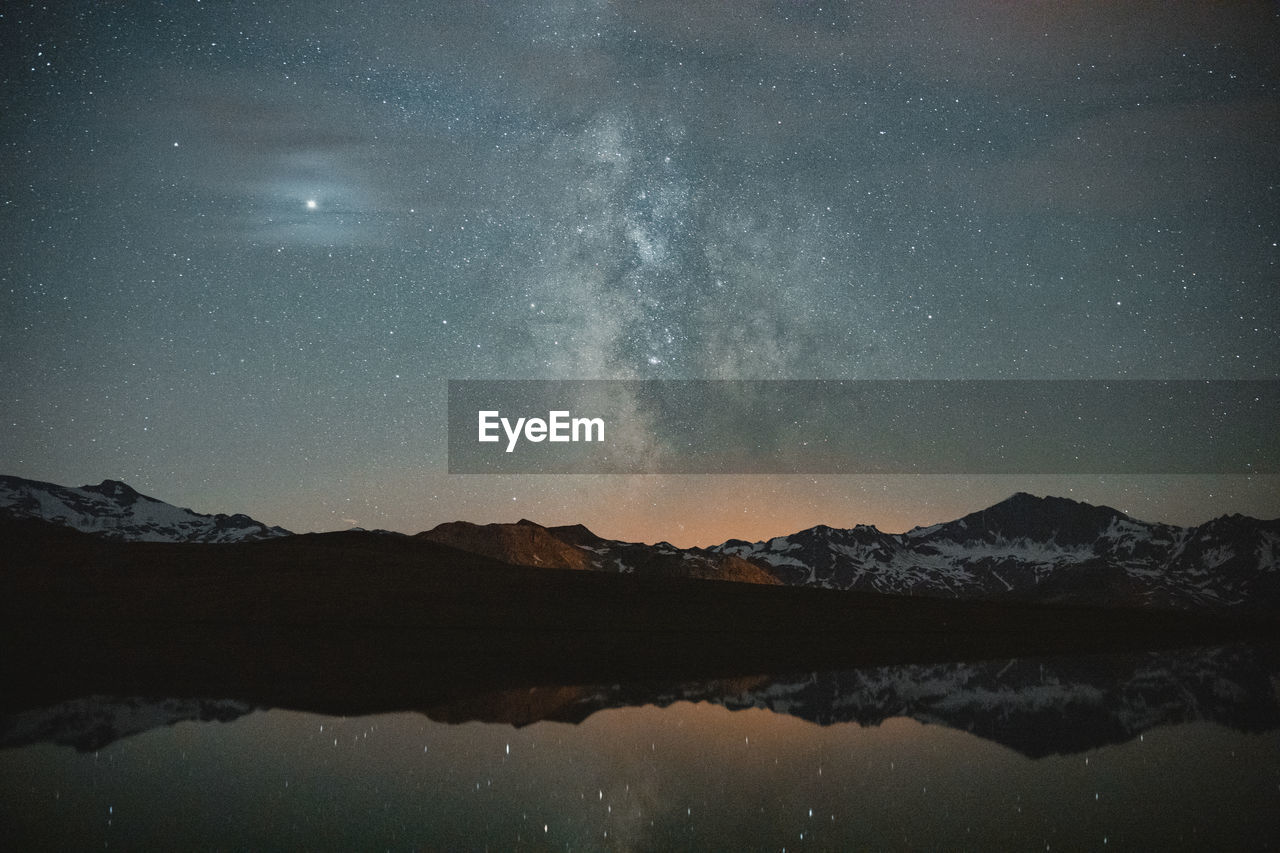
545 523 605 547
946 491 1133 547
418 520 595 571
995 492 1136 518
996 491 1079 510
84 479 142 500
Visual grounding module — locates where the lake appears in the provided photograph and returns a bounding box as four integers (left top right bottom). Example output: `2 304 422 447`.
3 642 1278 850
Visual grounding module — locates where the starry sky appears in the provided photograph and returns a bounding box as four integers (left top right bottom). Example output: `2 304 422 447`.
3 1 1278 545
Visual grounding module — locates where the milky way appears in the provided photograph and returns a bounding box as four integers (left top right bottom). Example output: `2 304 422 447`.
2 1 1277 543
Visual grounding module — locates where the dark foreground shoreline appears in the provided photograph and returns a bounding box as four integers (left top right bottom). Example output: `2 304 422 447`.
2 518 1275 717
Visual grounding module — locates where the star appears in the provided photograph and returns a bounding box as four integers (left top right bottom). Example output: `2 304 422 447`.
305 199 317 210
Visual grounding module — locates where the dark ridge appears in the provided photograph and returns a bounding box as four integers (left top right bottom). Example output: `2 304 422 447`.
81 479 144 503
942 491 1132 546
545 523 605 547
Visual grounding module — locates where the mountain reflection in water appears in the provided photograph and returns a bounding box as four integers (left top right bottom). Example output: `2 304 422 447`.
2 643 1278 851
2 640 1280 845
4 643 1277 758
422 643 1280 759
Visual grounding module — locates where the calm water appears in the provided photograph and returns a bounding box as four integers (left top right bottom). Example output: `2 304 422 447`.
3 646 1279 851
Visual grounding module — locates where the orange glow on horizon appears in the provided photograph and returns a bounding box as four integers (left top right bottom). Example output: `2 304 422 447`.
262 472 1280 549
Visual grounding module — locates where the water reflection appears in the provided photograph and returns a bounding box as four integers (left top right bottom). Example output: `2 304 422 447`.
5 643 1278 758
2 643 1278 850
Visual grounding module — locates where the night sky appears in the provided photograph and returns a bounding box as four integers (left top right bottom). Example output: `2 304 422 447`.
3 1 1278 545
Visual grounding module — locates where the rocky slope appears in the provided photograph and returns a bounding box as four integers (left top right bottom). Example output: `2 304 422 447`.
419 518 780 584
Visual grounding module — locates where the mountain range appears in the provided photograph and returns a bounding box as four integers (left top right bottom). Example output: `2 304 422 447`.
2 474 1277 612
418 519 779 584
0 475 290 543
714 492 1280 611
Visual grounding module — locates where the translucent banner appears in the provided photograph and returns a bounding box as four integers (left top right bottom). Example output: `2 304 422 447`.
446 380 1279 474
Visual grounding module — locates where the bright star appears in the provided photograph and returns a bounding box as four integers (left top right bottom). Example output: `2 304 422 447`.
305 199 317 210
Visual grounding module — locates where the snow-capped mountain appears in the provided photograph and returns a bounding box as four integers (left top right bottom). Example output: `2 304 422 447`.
0 475 291 543
4 475 1275 609
714 493 1280 610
